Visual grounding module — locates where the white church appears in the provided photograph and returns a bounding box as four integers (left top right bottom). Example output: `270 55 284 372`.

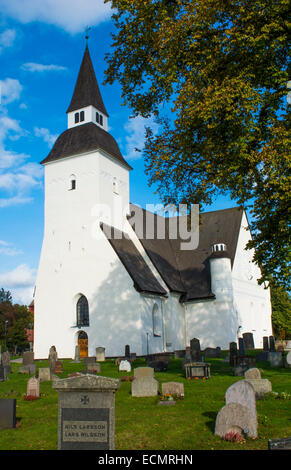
33 45 273 359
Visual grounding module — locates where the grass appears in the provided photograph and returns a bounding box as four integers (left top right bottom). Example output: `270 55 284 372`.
0 351 290 450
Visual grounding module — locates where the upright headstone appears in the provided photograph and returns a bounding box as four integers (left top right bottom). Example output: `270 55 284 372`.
0 399 16 429
125 345 130 360
74 345 81 363
238 338 245 357
229 342 238 367
161 382 184 398
190 338 202 362
84 357 96 366
263 337 269 351
285 351 291 369
0 365 6 382
23 351 34 366
243 332 255 350
2 351 11 374
53 374 120 450
96 347 105 362
27 377 40 398
225 379 257 420
119 360 131 372
269 336 276 352
38 367 51 382
244 369 272 399
131 367 158 397
49 346 58 376
268 352 283 368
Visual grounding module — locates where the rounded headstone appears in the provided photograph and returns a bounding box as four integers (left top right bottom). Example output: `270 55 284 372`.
244 368 261 380
215 403 258 438
225 380 257 420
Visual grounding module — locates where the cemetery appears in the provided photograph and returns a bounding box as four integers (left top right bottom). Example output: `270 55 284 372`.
0 337 290 450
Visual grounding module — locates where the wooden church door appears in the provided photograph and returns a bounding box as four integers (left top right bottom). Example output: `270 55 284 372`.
78 331 88 358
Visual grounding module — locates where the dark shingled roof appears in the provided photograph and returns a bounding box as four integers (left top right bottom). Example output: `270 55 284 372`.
128 204 243 302
66 45 109 116
100 223 167 296
40 122 132 169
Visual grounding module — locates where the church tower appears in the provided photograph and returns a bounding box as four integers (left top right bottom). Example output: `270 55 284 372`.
33 45 132 359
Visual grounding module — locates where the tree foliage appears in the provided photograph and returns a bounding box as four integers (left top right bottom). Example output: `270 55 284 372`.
271 285 291 339
104 0 291 287
0 289 32 352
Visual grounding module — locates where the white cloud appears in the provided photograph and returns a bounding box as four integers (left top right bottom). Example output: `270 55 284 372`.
0 240 22 256
0 78 22 105
124 115 159 160
21 62 67 73
0 28 16 53
0 264 36 304
0 0 112 34
34 127 57 146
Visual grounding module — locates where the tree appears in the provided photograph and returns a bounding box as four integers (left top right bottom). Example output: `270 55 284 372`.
271 285 291 339
104 0 291 288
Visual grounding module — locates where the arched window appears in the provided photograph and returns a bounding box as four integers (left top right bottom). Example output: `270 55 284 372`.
152 303 161 337
113 177 119 194
96 112 99 123
80 110 85 122
69 174 76 190
75 112 79 123
76 295 89 327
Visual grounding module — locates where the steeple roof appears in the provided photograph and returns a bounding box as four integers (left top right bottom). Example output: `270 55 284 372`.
66 45 109 116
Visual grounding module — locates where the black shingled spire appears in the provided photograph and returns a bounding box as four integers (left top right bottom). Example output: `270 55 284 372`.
66 45 109 116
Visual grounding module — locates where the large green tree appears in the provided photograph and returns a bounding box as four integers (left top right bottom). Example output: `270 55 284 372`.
271 285 291 339
104 0 290 287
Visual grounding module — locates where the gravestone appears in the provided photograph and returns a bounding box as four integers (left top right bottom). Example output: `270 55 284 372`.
125 345 130 360
285 351 291 369
161 382 184 398
185 362 210 379
54 361 63 374
244 368 272 399
49 346 58 375
119 360 131 372
147 360 168 372
268 352 283 368
131 367 158 397
285 341 291 350
238 338 245 356
2 351 11 374
96 347 105 362
269 336 276 352
38 367 51 382
19 364 36 375
263 336 269 351
23 351 34 366
74 345 81 363
130 353 137 361
268 438 291 450
225 380 257 421
83 357 96 366
214 402 257 439
190 338 202 362
0 399 16 429
27 377 40 398
86 363 101 374
0 365 6 382
53 374 120 450
229 342 238 367
243 332 255 350
174 350 186 359
204 347 221 358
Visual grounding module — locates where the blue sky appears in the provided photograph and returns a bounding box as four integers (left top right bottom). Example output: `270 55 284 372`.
0 0 236 305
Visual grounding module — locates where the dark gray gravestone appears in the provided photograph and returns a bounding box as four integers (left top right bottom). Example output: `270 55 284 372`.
53 374 120 450
125 345 130 359
243 332 255 350
263 336 269 351
238 338 245 356
0 365 6 382
190 338 202 362
2 351 11 374
229 342 238 367
268 438 291 450
83 357 96 366
269 336 276 352
0 399 16 428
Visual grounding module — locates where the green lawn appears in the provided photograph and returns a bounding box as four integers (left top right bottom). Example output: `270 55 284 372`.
0 352 290 450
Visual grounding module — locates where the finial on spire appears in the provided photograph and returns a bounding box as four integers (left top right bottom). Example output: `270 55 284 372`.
85 26 91 45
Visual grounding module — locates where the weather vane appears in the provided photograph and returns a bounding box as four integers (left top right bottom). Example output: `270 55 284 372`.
85 26 91 44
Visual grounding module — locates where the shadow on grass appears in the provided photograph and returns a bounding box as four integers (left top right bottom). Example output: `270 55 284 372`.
202 411 217 432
